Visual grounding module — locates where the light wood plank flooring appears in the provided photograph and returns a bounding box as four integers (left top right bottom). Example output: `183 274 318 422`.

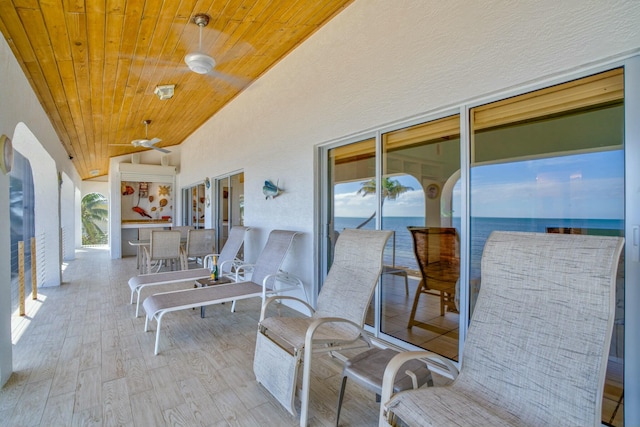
2 246 625 426
3 247 383 426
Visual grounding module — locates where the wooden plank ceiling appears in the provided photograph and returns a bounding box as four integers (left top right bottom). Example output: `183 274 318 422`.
0 0 353 179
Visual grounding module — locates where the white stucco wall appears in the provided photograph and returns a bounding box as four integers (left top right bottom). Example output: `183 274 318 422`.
0 34 81 384
61 172 75 260
179 0 640 294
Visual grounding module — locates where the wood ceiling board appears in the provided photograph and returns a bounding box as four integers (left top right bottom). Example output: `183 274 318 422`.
0 0 355 178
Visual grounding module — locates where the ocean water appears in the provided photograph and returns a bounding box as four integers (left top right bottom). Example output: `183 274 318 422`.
334 216 623 275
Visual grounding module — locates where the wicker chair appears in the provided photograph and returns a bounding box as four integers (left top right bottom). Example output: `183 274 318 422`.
380 231 624 427
407 227 459 328
254 229 393 426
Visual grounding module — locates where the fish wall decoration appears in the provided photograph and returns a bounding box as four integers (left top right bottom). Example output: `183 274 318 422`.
132 206 152 218
263 180 283 199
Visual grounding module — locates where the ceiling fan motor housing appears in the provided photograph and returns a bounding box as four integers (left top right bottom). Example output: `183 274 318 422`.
185 52 216 74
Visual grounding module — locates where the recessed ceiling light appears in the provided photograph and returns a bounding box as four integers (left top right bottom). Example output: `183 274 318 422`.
154 84 175 100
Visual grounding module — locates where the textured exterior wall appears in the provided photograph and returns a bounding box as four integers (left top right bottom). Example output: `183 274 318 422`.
178 0 640 294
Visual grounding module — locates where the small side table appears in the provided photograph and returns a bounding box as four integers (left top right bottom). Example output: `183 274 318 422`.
336 347 433 426
194 277 232 317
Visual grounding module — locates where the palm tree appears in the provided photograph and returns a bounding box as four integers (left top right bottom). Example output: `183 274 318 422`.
81 193 108 245
355 177 414 228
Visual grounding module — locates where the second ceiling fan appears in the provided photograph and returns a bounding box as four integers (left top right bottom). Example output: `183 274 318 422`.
111 120 169 153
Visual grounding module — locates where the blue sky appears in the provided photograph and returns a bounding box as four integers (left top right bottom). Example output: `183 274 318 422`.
335 150 624 219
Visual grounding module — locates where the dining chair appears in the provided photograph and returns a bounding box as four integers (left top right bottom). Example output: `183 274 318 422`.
136 227 164 270
171 225 195 239
142 230 183 274
182 228 216 268
407 227 459 328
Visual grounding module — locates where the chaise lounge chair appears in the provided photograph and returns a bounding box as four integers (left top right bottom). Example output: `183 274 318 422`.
143 229 304 355
254 228 393 426
128 226 250 317
379 231 624 427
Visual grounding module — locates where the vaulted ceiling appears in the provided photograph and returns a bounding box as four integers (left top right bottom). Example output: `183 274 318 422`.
0 0 353 179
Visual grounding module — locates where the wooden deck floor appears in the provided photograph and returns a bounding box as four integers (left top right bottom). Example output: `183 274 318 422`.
3 247 386 426
1 246 625 426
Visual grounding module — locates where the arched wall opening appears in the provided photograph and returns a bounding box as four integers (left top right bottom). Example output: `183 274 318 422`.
12 122 62 287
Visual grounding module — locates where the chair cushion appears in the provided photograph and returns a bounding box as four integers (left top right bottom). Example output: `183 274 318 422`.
386 386 524 427
260 316 361 351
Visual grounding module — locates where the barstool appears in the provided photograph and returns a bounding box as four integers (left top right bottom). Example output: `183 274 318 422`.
336 347 433 426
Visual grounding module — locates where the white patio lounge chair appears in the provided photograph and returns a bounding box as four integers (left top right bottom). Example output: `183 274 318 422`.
254 228 393 426
128 226 250 317
379 231 624 427
143 229 303 355
208 225 251 280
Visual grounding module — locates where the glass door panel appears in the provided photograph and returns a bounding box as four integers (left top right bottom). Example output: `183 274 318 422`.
469 69 624 425
380 115 462 360
328 138 377 272
216 172 244 253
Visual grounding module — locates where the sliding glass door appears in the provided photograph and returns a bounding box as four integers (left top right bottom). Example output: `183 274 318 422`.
325 116 462 359
321 66 628 425
215 171 244 252
468 69 625 425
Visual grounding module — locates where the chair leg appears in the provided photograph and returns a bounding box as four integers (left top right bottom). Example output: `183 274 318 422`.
154 313 164 355
440 291 445 316
335 375 348 426
135 290 143 318
403 272 409 295
300 343 314 427
407 279 424 328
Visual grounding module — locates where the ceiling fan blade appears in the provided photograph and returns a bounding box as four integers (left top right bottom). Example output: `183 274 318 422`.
150 146 171 154
207 69 251 88
147 137 162 145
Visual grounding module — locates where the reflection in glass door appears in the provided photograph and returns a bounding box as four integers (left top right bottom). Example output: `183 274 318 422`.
181 183 205 228
468 69 624 425
322 66 632 425
379 116 461 360
326 116 462 361
215 172 244 252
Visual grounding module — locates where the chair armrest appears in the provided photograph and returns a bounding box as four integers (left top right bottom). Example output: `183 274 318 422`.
202 253 220 268
218 258 235 273
379 351 459 424
305 316 371 348
262 270 304 292
233 262 255 281
260 295 315 321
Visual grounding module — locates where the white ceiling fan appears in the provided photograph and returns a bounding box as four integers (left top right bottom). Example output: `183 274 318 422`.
184 14 250 87
110 120 170 153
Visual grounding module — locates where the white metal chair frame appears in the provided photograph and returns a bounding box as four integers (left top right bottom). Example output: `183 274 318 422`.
254 229 393 426
142 230 183 274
